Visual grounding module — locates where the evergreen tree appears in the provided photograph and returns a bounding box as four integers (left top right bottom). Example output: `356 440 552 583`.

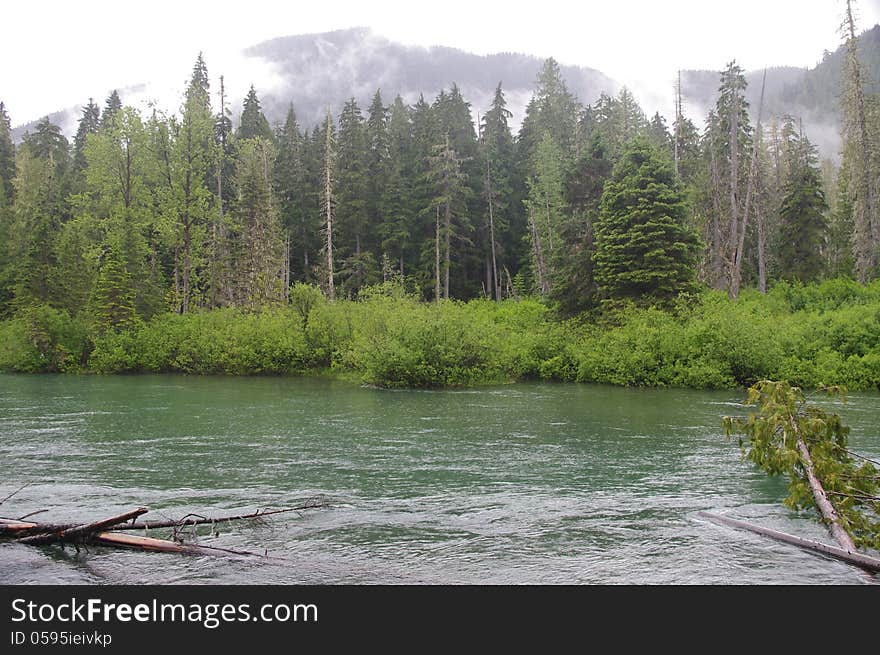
480 83 515 299
72 99 101 178
187 53 210 110
427 134 471 300
378 95 414 278
274 103 315 283
168 62 216 313
238 85 273 142
0 102 15 202
553 134 613 314
100 90 122 130
335 98 374 295
520 58 580 160
777 134 828 282
90 245 136 331
366 90 390 239
232 137 285 307
593 137 698 305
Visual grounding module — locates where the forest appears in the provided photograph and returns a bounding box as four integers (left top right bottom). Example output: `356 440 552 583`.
1 6 879 390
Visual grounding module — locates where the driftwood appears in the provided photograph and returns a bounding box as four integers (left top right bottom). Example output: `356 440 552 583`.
17 508 148 546
698 511 880 572
0 496 328 557
0 497 327 537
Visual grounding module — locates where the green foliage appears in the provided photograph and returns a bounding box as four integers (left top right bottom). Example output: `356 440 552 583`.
3 280 880 392
724 380 880 550
593 138 699 306
89 308 311 375
0 305 89 372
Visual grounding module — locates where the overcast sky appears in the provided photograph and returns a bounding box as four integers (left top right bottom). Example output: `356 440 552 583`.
3 0 880 127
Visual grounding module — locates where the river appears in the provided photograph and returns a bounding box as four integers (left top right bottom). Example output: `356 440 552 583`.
1 374 877 584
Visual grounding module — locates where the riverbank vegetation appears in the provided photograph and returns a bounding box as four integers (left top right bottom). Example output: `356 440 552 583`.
1 3 879 390
2 278 879 391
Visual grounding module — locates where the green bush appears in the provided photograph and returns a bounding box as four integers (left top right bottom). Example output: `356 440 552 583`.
0 305 90 372
4 278 879 391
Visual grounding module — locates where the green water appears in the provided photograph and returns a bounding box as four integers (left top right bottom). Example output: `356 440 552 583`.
1 374 877 584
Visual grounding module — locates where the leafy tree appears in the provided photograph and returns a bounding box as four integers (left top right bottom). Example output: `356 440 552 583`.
9 144 66 307
593 137 699 305
524 132 566 296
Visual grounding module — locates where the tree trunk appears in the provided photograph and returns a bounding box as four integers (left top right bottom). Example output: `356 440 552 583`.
435 206 441 303
795 438 858 553
709 136 725 289
486 156 500 301
698 512 880 571
731 69 767 299
845 0 878 282
324 115 335 301
529 211 549 296
182 222 191 314
757 195 767 294
444 200 451 300
726 83 740 298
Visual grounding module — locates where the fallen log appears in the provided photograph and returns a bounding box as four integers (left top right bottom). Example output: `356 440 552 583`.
1 498 327 537
17 508 148 546
698 511 880 572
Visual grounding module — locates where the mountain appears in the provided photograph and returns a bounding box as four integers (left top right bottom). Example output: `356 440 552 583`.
10 24 880 159
11 28 618 143
680 24 880 158
242 27 617 129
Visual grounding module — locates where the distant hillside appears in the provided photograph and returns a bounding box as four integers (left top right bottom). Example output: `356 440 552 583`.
11 24 880 158
681 24 880 157
244 27 618 129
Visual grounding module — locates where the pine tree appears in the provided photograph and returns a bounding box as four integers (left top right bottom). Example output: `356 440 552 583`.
238 86 273 142
777 133 828 283
72 99 101 177
335 97 373 295
274 103 315 283
232 137 285 307
480 83 515 299
554 134 613 314
90 245 136 331
378 95 414 278
168 59 216 313
593 137 698 305
0 102 16 202
427 133 471 300
366 90 390 239
100 90 122 130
